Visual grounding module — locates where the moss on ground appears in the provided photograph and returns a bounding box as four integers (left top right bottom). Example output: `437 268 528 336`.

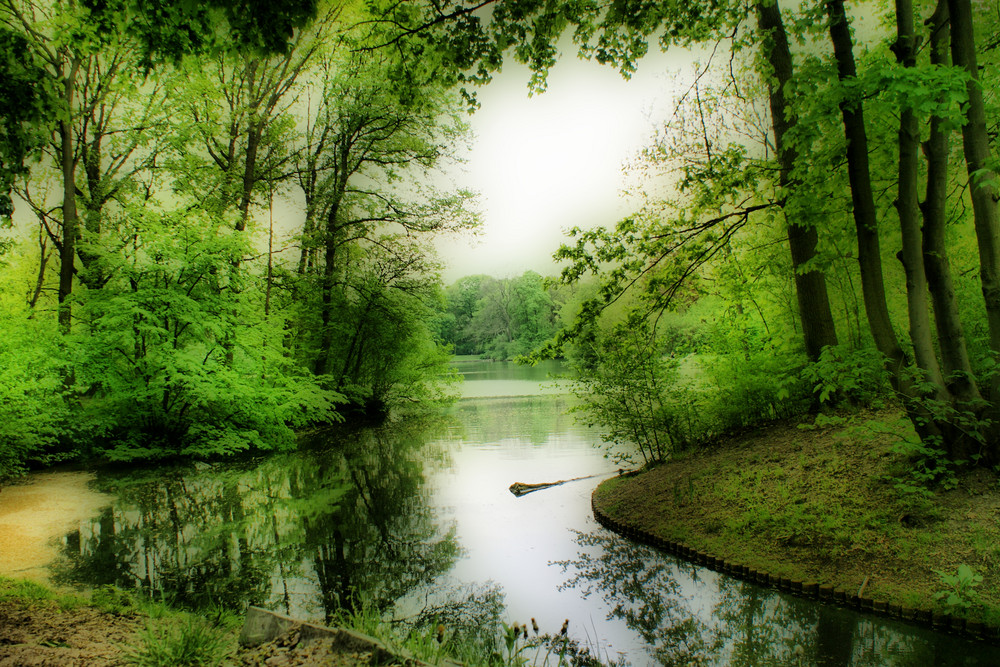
593 407 1000 627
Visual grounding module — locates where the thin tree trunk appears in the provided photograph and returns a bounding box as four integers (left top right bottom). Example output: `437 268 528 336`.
921 0 981 404
948 0 1000 359
825 0 908 381
237 124 260 232
894 0 947 399
58 56 82 333
314 199 342 377
756 0 839 361
28 233 49 312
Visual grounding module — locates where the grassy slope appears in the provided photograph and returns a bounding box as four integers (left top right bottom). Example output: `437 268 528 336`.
592 408 1000 625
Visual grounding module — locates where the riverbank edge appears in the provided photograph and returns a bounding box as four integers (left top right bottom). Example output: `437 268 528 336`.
591 478 1000 646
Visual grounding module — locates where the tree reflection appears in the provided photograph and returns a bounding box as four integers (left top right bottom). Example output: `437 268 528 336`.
557 529 1000 666
446 396 584 446
55 416 461 622
555 530 722 664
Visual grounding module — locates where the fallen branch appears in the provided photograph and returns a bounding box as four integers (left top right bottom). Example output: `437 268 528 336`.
508 472 618 497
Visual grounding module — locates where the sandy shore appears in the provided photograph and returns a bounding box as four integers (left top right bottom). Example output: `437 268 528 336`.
0 471 111 585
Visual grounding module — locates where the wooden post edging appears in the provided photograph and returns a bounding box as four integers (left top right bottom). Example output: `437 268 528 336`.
590 495 1000 646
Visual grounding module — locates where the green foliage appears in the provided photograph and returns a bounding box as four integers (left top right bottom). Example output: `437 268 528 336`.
570 317 705 466
801 345 890 407
0 25 56 219
80 0 319 64
700 345 809 433
0 577 62 605
885 425 960 498
71 207 342 461
0 303 72 480
933 564 983 612
91 585 138 616
441 272 563 361
123 617 230 667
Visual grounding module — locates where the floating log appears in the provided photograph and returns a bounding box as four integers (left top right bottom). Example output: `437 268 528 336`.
509 472 618 497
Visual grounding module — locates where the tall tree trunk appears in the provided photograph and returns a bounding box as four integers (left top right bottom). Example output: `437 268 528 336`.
921 0 981 405
894 0 947 399
825 0 908 381
314 199 342 377
237 124 260 232
58 56 82 333
756 0 839 361
948 0 1000 359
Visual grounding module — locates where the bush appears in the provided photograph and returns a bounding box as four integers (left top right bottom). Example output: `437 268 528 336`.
123 617 229 667
570 319 707 466
0 309 73 480
700 346 810 433
801 345 890 407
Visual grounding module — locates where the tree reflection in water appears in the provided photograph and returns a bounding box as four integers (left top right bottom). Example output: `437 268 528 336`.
556 529 1000 666
55 416 462 624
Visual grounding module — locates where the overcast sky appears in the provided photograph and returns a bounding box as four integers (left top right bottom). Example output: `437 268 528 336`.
435 46 693 283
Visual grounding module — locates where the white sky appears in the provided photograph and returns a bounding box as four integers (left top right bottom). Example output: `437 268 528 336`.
435 47 692 283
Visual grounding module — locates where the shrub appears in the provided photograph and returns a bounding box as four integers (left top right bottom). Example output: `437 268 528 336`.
123 617 229 667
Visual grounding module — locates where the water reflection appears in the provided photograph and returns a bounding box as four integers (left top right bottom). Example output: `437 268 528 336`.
51 358 1000 665
57 417 460 623
444 395 588 447
557 529 1000 665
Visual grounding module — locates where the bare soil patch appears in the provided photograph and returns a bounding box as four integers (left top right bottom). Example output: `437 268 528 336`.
0 589 385 666
0 597 141 666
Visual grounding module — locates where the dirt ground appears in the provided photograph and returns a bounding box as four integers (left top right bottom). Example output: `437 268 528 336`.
0 599 387 666
0 597 141 667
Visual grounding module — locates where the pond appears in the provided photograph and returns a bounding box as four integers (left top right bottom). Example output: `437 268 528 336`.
51 357 1000 665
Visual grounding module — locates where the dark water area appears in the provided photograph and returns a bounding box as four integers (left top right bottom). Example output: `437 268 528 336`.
53 358 1000 665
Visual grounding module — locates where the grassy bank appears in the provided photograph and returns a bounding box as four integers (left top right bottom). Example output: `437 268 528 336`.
0 577 241 665
592 408 1000 627
0 577 612 666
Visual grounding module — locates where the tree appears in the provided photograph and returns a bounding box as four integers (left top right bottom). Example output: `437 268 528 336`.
948 0 1000 356
74 205 342 460
399 0 1000 463
0 24 53 222
919 0 979 405
3 0 177 329
755 0 839 361
81 0 320 63
440 274 493 354
290 45 475 387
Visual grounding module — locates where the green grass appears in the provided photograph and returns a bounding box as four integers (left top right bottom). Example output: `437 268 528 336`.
593 408 1000 624
0 577 238 665
123 618 230 667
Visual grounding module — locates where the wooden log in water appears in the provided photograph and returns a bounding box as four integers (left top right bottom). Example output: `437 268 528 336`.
509 480 566 496
508 471 620 497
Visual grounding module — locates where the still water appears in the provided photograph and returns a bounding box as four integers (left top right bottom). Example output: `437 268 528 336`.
56 357 1000 665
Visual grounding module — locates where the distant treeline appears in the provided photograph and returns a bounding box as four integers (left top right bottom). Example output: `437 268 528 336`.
436 271 584 360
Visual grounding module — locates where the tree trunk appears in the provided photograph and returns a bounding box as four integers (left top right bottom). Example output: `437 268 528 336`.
237 124 260 232
314 199 342 377
921 0 981 405
948 0 1000 360
58 56 82 333
756 0 839 361
825 0 908 381
894 0 947 399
